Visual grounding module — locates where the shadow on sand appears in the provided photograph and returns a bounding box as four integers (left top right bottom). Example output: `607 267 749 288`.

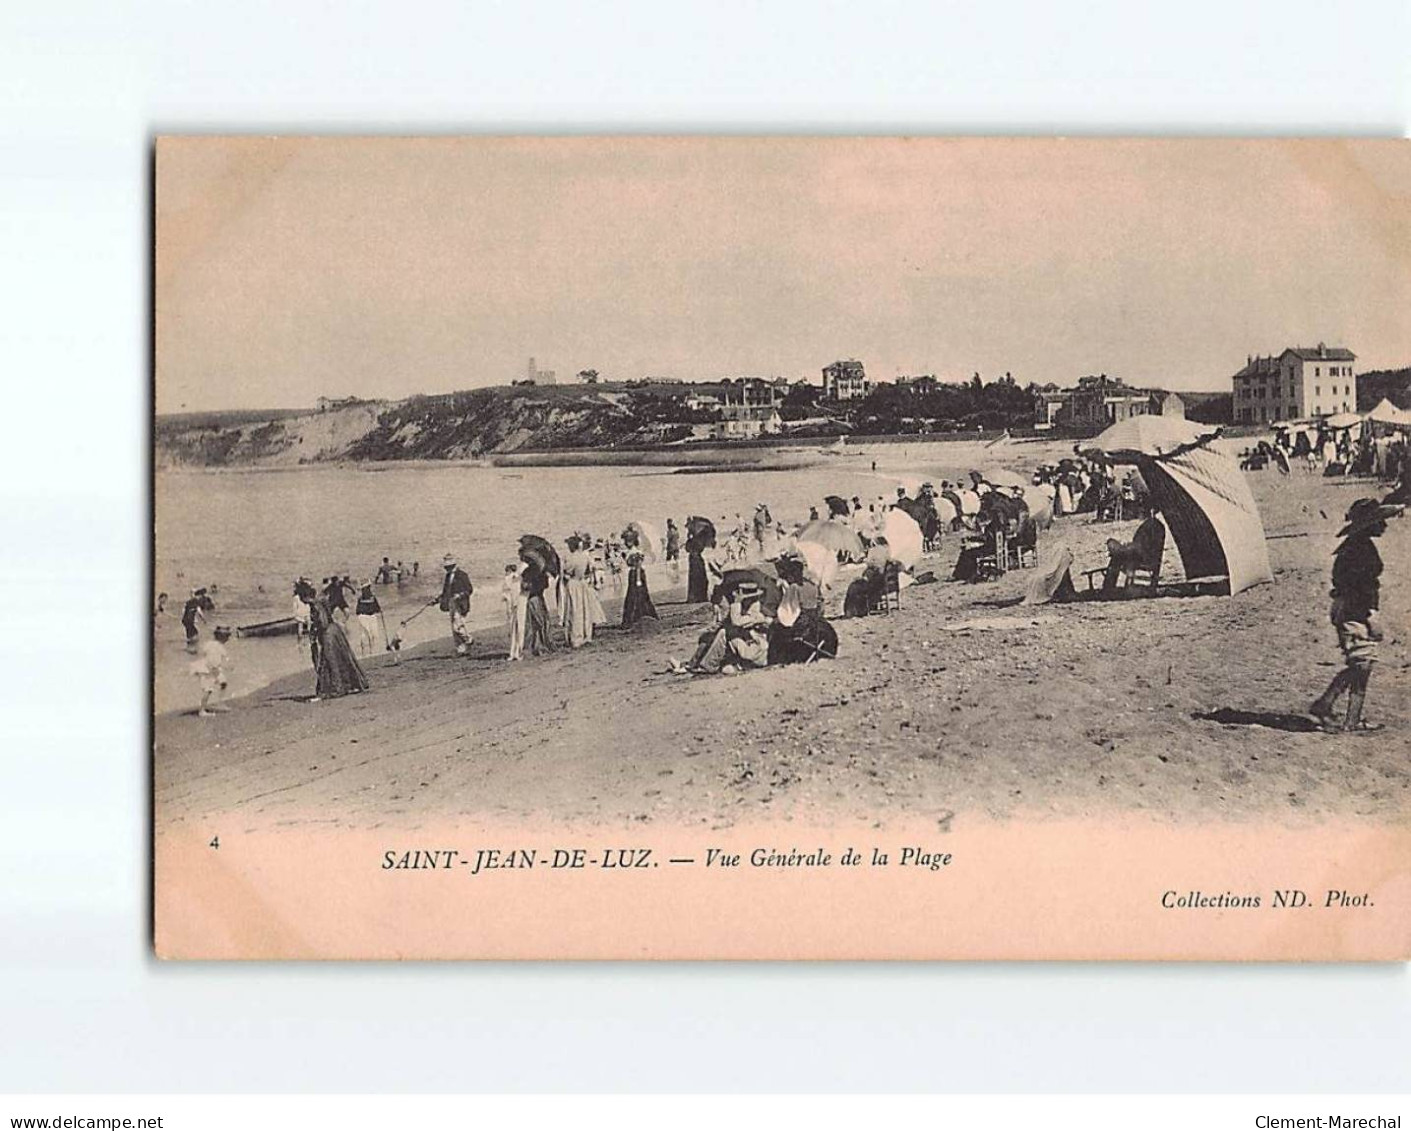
1194 707 1321 733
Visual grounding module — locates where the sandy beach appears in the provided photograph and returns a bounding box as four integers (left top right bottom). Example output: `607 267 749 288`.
153 459 1411 836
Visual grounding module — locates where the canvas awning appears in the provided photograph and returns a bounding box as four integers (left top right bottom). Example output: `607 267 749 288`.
1366 399 1411 428
1080 419 1273 595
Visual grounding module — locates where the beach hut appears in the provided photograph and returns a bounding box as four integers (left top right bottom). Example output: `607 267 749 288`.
1079 416 1273 596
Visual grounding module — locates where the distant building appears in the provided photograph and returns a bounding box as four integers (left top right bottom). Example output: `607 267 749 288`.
315 396 362 412
822 359 869 401
895 374 940 396
1033 384 1067 430
1232 343 1356 424
721 377 783 408
685 391 725 412
521 356 557 386
711 405 783 440
1066 375 1151 426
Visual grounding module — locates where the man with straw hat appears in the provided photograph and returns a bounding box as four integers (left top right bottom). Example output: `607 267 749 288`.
434 552 474 657
1309 496 1403 733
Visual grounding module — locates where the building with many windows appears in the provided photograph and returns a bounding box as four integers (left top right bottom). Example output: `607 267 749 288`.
822 359 869 401
711 404 783 440
1231 343 1355 424
1065 375 1153 426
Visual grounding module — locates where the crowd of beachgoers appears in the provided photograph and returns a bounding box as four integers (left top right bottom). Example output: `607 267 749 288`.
166 452 1176 711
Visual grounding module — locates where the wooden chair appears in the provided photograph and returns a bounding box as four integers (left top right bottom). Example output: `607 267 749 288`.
1008 517 1038 569
974 528 1007 581
869 561 902 614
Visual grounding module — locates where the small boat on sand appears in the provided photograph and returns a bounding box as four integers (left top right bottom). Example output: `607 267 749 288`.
235 617 300 639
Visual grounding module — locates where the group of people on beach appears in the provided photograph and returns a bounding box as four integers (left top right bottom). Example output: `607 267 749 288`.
174 433 1405 735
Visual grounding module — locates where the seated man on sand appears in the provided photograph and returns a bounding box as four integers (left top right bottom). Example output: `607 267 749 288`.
1102 505 1165 592
670 584 772 675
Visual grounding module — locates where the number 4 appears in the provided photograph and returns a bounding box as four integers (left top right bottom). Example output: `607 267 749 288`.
209 836 220 850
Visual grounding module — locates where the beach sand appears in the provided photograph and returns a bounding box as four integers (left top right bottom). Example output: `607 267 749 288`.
153 466 1411 835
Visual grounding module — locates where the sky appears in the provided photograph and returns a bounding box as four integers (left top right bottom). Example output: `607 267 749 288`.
155 137 1411 413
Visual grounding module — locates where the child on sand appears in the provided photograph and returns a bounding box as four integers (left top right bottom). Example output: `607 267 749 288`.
1309 497 1403 732
192 625 232 716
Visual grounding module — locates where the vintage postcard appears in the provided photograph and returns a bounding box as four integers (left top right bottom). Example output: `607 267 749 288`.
153 137 1411 959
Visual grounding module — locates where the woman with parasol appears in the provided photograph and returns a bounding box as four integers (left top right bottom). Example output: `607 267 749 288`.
518 535 560 655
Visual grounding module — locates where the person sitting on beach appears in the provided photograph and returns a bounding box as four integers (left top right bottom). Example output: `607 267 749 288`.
191 625 233 716
1101 505 1165 592
671 585 771 675
769 557 837 664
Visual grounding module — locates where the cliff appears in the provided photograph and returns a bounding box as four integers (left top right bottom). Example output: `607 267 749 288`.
153 386 693 469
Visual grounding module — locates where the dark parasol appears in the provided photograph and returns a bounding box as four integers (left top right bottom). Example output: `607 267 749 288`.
824 495 851 518
518 534 561 577
686 515 717 548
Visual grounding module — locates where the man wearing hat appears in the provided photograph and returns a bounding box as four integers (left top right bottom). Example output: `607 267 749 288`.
433 553 474 657
1309 497 1403 732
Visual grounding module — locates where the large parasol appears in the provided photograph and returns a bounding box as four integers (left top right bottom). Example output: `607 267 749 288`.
1078 416 1221 462
712 567 783 613
686 515 717 548
1324 411 1362 430
824 495 851 518
793 540 840 588
1080 415 1272 596
795 518 865 559
622 519 661 561
881 508 924 567
518 534 561 577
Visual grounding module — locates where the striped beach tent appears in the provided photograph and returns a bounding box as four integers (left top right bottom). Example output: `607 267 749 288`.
1080 416 1273 596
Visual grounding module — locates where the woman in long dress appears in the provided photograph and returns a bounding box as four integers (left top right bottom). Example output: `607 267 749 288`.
561 536 595 648
686 531 710 603
300 585 369 700
621 550 658 628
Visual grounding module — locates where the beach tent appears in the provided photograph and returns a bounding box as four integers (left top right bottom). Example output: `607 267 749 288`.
1079 416 1273 596
1366 399 1411 429
1324 411 1363 431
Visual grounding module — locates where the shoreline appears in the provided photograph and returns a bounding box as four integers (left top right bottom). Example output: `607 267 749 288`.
154 466 1411 832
